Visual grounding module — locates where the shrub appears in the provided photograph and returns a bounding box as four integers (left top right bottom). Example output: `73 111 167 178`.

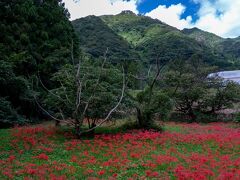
0 97 26 128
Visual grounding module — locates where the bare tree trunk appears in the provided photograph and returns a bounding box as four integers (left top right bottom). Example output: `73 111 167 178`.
188 109 196 122
136 107 143 127
87 118 91 129
55 120 60 127
136 107 153 129
75 120 79 133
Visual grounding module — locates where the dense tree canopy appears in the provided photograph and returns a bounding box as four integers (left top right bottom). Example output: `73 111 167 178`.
0 0 78 126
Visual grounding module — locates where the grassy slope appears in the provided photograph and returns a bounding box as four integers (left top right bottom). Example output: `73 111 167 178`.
101 12 177 47
100 12 228 67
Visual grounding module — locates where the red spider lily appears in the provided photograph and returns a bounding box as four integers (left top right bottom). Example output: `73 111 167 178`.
33 153 49 161
0 123 239 179
97 170 105 176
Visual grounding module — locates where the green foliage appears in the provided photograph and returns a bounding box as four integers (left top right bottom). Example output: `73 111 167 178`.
129 86 172 129
72 16 139 62
0 0 78 126
200 82 240 113
182 27 223 48
164 57 213 119
164 56 240 122
234 112 240 123
101 11 171 47
216 37 240 67
43 57 124 131
0 97 26 127
183 28 240 69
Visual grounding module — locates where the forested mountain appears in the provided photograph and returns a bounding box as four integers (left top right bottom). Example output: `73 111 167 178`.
72 11 239 68
182 27 223 48
72 15 139 62
217 37 240 61
182 28 240 67
0 0 79 126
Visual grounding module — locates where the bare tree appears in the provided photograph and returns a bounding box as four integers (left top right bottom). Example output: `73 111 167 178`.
34 47 125 137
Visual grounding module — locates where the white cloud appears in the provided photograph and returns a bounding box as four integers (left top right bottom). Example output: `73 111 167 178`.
145 4 193 30
144 0 240 37
62 0 240 38
62 0 138 20
193 0 240 38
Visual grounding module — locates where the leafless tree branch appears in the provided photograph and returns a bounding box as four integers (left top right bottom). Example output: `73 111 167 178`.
149 58 165 90
71 39 75 66
79 65 126 135
80 48 109 119
37 72 65 102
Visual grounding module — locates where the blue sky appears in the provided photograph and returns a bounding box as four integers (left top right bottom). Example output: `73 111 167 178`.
137 0 201 23
63 0 240 38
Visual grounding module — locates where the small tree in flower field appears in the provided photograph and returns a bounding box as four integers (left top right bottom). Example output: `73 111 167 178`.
127 58 173 129
35 48 125 137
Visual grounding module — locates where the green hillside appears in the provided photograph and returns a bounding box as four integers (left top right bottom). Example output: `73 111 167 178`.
73 11 233 67
182 27 224 48
217 37 240 62
183 28 240 67
101 11 177 47
72 15 139 62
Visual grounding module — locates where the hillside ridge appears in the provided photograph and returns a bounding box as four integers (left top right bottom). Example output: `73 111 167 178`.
72 11 240 68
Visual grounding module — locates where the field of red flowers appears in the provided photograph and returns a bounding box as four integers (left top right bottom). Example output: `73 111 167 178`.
0 122 239 180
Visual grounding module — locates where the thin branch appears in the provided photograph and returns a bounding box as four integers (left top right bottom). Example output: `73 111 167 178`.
147 65 152 78
76 77 82 107
71 39 75 66
149 58 165 91
59 108 65 121
64 70 72 82
75 80 82 114
59 80 72 105
80 48 109 119
34 95 75 125
76 58 81 80
130 74 148 81
33 95 61 121
74 58 85 115
37 72 65 102
79 65 126 135
129 65 152 81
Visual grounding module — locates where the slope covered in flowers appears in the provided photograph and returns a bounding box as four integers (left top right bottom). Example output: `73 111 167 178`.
0 123 239 179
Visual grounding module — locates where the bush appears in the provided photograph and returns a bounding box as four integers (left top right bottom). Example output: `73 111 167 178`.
234 112 240 123
0 97 26 128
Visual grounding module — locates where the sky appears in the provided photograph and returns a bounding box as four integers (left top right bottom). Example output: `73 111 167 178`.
62 0 240 38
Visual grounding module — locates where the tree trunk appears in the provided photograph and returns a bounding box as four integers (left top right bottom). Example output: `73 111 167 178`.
88 122 96 137
55 120 60 127
136 107 144 127
136 107 153 129
75 118 80 137
188 109 196 123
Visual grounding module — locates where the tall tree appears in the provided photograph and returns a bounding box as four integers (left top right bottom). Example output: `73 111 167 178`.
0 0 79 126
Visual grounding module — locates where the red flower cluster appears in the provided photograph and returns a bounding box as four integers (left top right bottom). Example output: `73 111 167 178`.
33 153 49 161
0 123 239 179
